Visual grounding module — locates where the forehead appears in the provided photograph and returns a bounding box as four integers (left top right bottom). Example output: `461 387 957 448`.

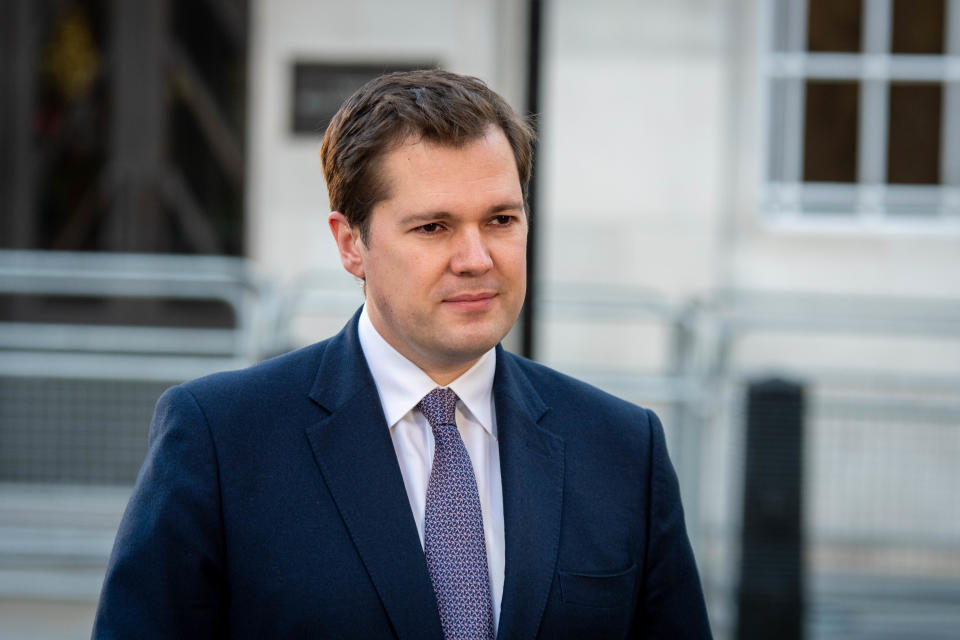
376 126 522 210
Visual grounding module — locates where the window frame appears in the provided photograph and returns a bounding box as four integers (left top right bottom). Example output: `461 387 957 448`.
759 0 960 233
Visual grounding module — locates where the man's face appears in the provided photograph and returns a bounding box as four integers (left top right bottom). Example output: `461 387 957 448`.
330 125 527 382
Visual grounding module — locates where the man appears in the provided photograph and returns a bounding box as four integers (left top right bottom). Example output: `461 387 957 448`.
93 69 711 638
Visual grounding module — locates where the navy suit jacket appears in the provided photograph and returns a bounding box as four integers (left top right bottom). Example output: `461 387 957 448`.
93 311 711 638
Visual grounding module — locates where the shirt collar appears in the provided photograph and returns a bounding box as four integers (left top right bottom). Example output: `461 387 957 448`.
357 304 497 436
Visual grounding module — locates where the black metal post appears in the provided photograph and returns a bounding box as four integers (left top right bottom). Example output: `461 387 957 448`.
737 378 807 640
0 0 37 248
108 0 168 251
520 0 543 359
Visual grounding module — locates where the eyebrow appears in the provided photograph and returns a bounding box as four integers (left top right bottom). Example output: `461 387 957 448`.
398 202 525 226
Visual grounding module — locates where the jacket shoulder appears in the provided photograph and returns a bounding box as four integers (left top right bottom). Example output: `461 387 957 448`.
180 339 331 400
499 350 660 460
502 351 651 420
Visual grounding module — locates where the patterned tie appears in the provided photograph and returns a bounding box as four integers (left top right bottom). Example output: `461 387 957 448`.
418 387 494 640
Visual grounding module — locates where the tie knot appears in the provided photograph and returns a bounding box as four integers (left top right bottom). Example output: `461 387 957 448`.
418 387 459 429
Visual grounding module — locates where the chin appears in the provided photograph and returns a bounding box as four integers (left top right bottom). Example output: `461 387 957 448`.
440 333 500 362
465 321 511 343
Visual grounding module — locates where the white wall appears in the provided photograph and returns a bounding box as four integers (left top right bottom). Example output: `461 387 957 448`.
540 0 726 296
536 0 727 370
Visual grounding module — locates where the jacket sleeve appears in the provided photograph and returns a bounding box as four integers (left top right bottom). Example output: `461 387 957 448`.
92 385 227 639
633 409 713 639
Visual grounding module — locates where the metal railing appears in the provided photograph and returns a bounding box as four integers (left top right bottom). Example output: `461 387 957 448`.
1 251 959 639
0 250 275 610
0 249 268 380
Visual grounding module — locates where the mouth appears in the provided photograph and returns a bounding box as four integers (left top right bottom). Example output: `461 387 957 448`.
443 291 498 311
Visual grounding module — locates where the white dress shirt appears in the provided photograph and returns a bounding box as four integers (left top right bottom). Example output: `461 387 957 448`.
357 305 505 631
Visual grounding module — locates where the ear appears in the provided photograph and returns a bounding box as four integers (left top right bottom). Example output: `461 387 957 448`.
329 212 366 280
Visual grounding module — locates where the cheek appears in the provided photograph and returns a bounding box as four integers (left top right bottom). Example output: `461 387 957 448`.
409 249 451 280
374 250 443 295
497 240 528 274
370 248 414 277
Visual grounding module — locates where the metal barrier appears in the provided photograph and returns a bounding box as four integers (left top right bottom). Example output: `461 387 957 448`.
0 249 268 380
1 253 959 639
0 250 272 485
702 292 960 640
0 250 270 607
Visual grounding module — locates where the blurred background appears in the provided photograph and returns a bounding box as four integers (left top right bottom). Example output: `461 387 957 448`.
1 0 959 638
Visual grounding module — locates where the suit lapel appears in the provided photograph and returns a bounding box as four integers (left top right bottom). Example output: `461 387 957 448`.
304 313 443 640
493 349 565 640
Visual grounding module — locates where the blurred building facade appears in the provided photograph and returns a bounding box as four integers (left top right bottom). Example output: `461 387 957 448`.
2 1 959 638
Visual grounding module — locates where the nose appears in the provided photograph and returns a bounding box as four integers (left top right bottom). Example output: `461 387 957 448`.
450 228 493 276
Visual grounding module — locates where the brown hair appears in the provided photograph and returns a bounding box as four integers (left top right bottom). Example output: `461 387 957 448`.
320 68 535 243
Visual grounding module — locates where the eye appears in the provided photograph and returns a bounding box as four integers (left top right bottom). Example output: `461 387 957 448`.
414 222 446 234
490 214 515 226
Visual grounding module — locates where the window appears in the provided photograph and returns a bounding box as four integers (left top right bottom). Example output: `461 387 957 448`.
763 0 960 227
